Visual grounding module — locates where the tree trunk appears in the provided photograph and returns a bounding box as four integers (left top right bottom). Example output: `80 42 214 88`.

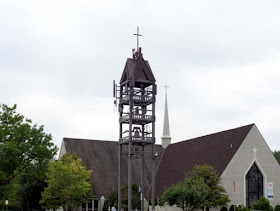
2 184 7 211
65 201 68 211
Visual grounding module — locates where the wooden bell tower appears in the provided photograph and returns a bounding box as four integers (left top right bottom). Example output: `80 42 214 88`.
114 27 157 211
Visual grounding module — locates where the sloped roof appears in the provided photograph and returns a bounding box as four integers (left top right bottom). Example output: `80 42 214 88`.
120 57 156 84
62 138 164 198
152 124 254 197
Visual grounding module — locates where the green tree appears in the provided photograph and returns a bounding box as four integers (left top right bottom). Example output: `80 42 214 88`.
160 164 230 211
160 177 209 211
103 184 141 211
190 164 230 211
0 179 21 210
103 189 118 211
0 104 57 209
18 169 47 211
40 153 93 211
273 150 280 165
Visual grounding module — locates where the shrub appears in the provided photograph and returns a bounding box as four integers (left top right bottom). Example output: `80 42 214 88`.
251 197 273 211
229 205 236 211
236 205 249 211
221 206 228 211
274 205 280 211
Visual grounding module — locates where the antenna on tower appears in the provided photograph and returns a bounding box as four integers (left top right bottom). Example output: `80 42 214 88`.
113 80 116 98
113 80 120 110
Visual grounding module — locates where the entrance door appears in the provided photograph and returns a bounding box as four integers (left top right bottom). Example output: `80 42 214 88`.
246 163 263 208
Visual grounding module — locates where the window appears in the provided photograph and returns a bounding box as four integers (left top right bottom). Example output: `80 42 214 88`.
82 199 94 211
93 200 98 211
88 200 93 211
246 163 263 208
82 202 87 211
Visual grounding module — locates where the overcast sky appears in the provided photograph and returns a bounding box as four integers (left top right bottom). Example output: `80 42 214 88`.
1 0 280 156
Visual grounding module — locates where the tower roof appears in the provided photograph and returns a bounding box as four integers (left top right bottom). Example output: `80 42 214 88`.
119 57 156 85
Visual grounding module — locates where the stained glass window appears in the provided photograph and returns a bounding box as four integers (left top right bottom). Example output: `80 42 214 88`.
246 163 263 208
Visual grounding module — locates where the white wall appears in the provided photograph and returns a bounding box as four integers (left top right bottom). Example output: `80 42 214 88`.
58 140 66 159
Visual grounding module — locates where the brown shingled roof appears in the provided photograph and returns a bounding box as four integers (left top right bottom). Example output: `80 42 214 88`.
151 124 254 197
62 139 163 198
120 57 156 84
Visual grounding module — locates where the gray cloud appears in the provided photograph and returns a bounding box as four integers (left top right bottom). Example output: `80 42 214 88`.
1 0 280 153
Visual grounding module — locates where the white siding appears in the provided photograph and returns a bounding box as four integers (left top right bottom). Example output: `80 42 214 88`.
58 140 66 159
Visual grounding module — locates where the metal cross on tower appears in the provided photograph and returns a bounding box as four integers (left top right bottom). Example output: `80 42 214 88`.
134 26 142 51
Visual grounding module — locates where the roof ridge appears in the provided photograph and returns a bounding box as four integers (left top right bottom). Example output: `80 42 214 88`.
63 138 117 143
63 138 163 147
172 123 255 146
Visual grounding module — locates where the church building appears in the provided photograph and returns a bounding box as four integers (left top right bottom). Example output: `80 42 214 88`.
58 40 280 210
59 123 280 210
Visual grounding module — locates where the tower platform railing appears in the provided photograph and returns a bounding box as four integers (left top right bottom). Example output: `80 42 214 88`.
119 136 155 144
119 114 154 124
120 95 154 105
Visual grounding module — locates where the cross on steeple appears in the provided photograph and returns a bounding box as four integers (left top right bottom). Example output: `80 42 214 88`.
164 83 169 96
134 26 142 51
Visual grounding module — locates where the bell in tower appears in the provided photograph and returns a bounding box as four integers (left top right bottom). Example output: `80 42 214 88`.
114 27 157 211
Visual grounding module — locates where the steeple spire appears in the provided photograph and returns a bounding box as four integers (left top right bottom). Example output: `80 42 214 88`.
162 84 171 148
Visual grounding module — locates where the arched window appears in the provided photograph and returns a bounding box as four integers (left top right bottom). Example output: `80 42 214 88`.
246 163 263 208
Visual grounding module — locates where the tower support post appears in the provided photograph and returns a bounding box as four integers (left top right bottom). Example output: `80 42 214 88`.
118 86 123 211
152 144 155 211
128 142 132 211
118 144 122 211
141 145 145 211
152 84 156 211
128 84 133 211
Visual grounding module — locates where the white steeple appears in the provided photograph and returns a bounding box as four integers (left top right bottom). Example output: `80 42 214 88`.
162 84 171 149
